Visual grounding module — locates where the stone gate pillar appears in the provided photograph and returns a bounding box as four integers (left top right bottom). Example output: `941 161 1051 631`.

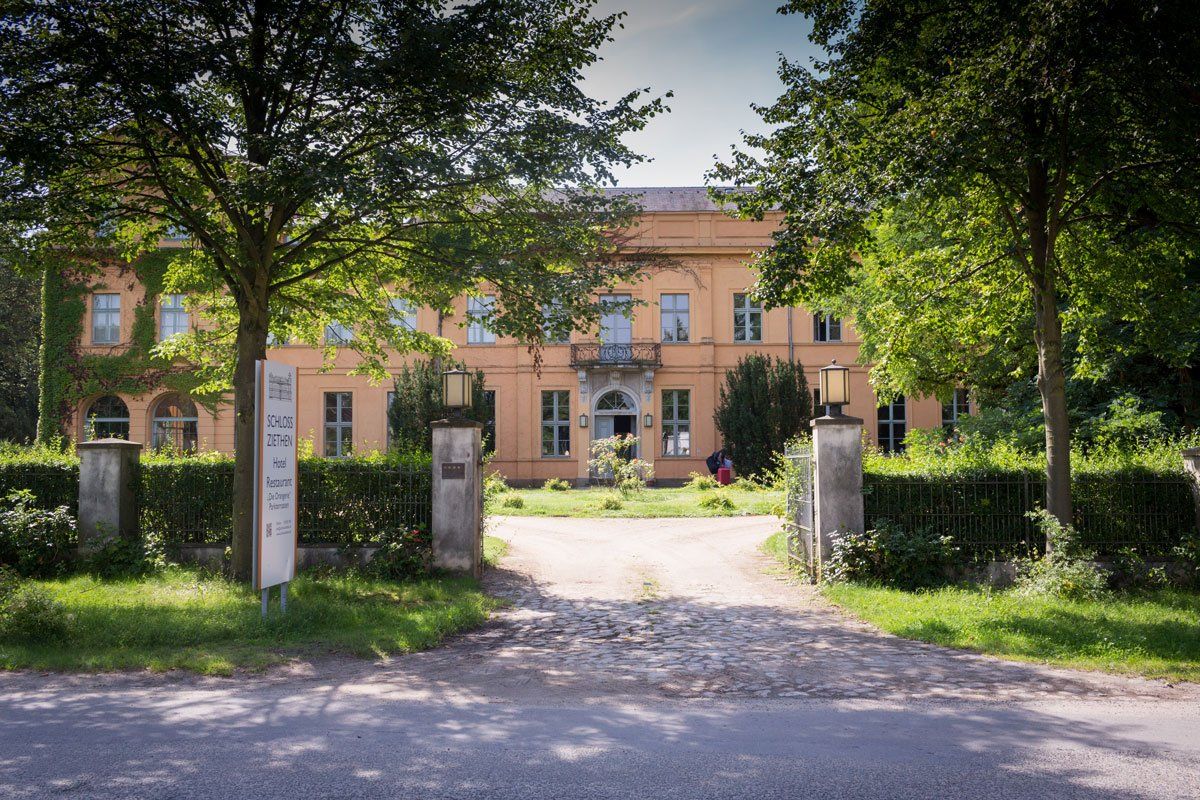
77 438 142 553
811 415 865 578
1183 448 1200 534
431 419 483 577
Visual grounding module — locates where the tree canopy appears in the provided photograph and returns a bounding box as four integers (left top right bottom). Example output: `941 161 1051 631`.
712 0 1200 524
713 354 811 479
0 0 668 579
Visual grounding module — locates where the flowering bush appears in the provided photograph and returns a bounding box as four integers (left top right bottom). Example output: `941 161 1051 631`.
368 525 432 579
588 435 653 495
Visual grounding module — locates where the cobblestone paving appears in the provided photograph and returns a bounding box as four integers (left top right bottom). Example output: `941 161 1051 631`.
418 516 1197 702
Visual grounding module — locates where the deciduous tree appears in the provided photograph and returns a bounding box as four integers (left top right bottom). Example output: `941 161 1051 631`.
712 0 1200 525
0 0 668 580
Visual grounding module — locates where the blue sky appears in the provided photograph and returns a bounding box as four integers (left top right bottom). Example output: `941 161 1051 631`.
584 0 819 187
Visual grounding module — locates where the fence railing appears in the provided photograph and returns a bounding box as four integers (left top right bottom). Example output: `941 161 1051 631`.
864 471 1196 560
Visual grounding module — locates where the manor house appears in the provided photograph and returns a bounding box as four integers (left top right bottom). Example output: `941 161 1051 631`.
58 188 965 484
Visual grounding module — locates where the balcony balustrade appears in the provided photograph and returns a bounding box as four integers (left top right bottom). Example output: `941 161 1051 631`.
569 342 661 368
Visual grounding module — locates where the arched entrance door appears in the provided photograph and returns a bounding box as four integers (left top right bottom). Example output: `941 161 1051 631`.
593 388 639 458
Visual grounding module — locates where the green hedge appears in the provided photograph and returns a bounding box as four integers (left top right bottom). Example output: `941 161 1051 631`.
140 452 433 547
864 467 1196 560
0 447 79 514
0 447 432 549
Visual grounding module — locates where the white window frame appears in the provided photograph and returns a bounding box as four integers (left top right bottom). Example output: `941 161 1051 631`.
324 321 353 345
324 391 353 458
467 296 496 344
159 293 189 340
660 294 690 343
92 293 121 344
661 389 691 456
813 313 842 342
540 390 570 457
599 294 632 344
542 301 570 344
733 293 762 343
878 395 907 454
389 298 418 332
942 388 971 430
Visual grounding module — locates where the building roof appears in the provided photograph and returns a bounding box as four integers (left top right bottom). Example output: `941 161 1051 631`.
601 186 750 213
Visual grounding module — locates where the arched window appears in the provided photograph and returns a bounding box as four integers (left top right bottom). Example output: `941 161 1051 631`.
151 393 198 452
84 395 129 440
596 391 635 412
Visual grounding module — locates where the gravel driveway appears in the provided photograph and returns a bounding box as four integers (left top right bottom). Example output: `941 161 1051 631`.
2 515 1197 799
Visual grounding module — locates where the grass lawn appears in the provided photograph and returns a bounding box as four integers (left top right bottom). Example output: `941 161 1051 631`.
483 534 509 566
1 567 497 675
824 583 1200 682
489 485 783 518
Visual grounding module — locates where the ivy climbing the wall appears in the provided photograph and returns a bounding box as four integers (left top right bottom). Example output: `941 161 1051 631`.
37 248 216 444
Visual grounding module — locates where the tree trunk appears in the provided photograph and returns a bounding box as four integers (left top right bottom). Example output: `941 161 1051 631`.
230 291 269 582
1033 287 1073 531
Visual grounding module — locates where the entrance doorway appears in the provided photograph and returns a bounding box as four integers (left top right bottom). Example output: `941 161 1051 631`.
592 389 639 479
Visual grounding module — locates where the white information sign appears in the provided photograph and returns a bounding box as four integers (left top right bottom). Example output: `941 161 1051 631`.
253 360 298 591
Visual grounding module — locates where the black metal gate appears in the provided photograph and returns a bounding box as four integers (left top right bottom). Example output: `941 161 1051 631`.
784 443 815 580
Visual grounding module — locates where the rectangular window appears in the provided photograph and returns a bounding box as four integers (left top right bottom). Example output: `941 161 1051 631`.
661 389 691 456
878 395 907 454
542 301 570 344
733 293 762 342
468 295 496 344
324 321 353 345
386 390 397 444
481 389 497 453
389 298 417 331
92 293 120 344
813 313 842 342
660 294 690 343
540 390 570 457
159 294 189 340
324 392 353 457
942 388 971 431
599 294 632 344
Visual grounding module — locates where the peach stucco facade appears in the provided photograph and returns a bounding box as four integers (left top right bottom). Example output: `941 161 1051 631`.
67 188 955 483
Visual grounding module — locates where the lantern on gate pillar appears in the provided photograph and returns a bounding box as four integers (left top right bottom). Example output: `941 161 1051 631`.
819 360 850 417
442 368 473 415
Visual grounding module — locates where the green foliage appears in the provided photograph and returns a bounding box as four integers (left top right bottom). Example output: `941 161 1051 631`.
1107 547 1170 593
138 450 432 548
686 471 717 491
0 490 77 577
388 360 492 452
81 533 166 580
542 478 570 492
824 521 960 591
596 492 623 511
863 434 1198 560
0 443 79 513
501 494 525 509
698 492 734 511
0 568 493 673
588 435 653 496
1014 511 1110 602
36 251 212 444
0 577 70 645
713 0 1200 523
368 525 432 581
0 269 41 442
714 355 811 478
484 471 509 499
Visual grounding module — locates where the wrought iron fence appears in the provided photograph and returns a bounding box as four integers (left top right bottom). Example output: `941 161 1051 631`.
783 444 815 577
864 470 1196 560
140 458 432 547
569 342 662 368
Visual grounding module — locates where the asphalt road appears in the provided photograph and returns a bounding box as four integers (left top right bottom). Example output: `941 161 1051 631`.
1 516 1197 799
